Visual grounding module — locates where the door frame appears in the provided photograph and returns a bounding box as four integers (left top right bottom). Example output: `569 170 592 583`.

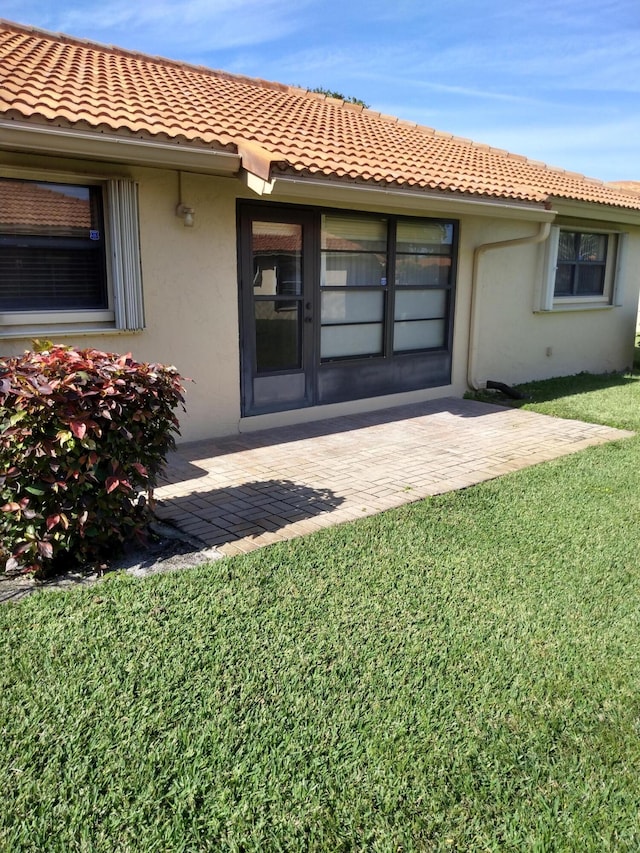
238 203 319 417
238 200 458 418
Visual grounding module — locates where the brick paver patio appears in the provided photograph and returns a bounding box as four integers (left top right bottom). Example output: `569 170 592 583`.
154 398 633 557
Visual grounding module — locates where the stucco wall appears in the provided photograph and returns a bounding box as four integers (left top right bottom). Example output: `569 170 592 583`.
461 216 640 387
134 168 241 439
1 151 639 442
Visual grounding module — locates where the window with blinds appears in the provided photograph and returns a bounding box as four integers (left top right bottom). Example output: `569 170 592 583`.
319 213 455 361
0 180 107 311
0 176 144 332
539 225 625 311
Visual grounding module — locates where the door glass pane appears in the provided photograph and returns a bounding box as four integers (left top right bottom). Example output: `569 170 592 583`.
396 220 453 253
321 214 387 251
252 221 302 296
321 323 383 359
395 289 446 321
255 300 301 372
394 319 445 352
321 290 384 324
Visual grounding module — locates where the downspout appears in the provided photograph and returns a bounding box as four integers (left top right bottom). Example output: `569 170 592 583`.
467 221 552 391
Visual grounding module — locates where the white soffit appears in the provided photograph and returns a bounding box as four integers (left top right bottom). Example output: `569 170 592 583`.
0 120 241 176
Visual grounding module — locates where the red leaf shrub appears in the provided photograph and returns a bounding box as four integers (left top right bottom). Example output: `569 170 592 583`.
0 345 186 575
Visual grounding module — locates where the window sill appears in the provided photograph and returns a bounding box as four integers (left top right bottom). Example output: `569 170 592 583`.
1 309 115 325
0 326 143 341
535 300 614 314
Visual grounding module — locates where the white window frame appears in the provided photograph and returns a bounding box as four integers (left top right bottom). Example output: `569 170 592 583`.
0 171 144 337
540 225 627 312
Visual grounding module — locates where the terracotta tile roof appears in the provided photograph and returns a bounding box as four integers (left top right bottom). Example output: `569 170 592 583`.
1 20 640 212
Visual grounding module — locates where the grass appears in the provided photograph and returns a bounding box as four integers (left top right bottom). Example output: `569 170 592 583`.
2 372 640 851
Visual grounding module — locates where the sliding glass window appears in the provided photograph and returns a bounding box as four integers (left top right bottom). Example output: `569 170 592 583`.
394 219 453 353
320 214 387 360
320 213 454 362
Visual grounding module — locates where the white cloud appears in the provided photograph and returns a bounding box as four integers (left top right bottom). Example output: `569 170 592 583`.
6 0 315 53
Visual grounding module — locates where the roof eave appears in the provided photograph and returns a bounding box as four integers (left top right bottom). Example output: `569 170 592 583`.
0 118 241 176
3 119 638 225
550 196 640 227
270 174 557 221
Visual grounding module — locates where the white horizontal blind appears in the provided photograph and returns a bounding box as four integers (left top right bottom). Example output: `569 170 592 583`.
107 179 145 330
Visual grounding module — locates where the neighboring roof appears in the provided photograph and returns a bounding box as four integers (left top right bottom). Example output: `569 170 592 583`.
608 181 640 195
1 20 640 213
0 176 92 231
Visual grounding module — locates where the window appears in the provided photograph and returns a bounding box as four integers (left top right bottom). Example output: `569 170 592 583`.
555 231 609 297
320 213 454 361
0 176 144 334
542 225 625 310
321 214 387 359
393 219 452 353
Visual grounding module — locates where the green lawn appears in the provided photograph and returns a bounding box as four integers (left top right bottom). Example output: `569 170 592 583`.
2 373 640 851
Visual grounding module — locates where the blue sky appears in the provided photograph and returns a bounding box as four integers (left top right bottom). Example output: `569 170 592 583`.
4 0 639 181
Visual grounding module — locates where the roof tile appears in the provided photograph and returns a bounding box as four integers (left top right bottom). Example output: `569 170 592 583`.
1 19 639 212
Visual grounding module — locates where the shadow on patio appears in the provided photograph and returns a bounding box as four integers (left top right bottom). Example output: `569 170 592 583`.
155 478 344 552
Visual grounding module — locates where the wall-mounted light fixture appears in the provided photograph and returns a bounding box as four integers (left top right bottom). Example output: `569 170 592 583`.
176 172 195 227
175 202 195 227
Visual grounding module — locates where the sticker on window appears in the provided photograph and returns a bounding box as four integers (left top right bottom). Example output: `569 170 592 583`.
89 230 100 241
